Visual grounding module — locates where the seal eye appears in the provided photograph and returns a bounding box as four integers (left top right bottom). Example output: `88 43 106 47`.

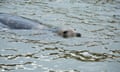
63 31 68 34
76 33 81 37
62 31 68 38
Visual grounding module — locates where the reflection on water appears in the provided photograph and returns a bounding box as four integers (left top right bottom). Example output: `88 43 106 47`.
0 0 120 72
42 47 120 62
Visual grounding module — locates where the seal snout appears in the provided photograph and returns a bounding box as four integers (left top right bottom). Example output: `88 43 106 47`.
76 33 81 37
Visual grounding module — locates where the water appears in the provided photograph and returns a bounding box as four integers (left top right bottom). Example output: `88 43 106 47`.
0 0 120 72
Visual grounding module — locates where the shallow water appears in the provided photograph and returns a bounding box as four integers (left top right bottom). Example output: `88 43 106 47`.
0 0 120 72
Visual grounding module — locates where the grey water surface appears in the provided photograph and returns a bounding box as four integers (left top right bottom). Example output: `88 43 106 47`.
0 0 120 72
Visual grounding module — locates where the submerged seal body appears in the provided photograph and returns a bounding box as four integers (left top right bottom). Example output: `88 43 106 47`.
0 13 81 38
0 13 46 29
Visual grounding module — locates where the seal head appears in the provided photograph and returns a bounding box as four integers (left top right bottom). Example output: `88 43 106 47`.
57 28 81 38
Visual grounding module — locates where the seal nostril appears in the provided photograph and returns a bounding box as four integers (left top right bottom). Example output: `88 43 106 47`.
76 33 81 37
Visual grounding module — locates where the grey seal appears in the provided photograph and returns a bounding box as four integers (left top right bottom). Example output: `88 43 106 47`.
0 13 81 38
